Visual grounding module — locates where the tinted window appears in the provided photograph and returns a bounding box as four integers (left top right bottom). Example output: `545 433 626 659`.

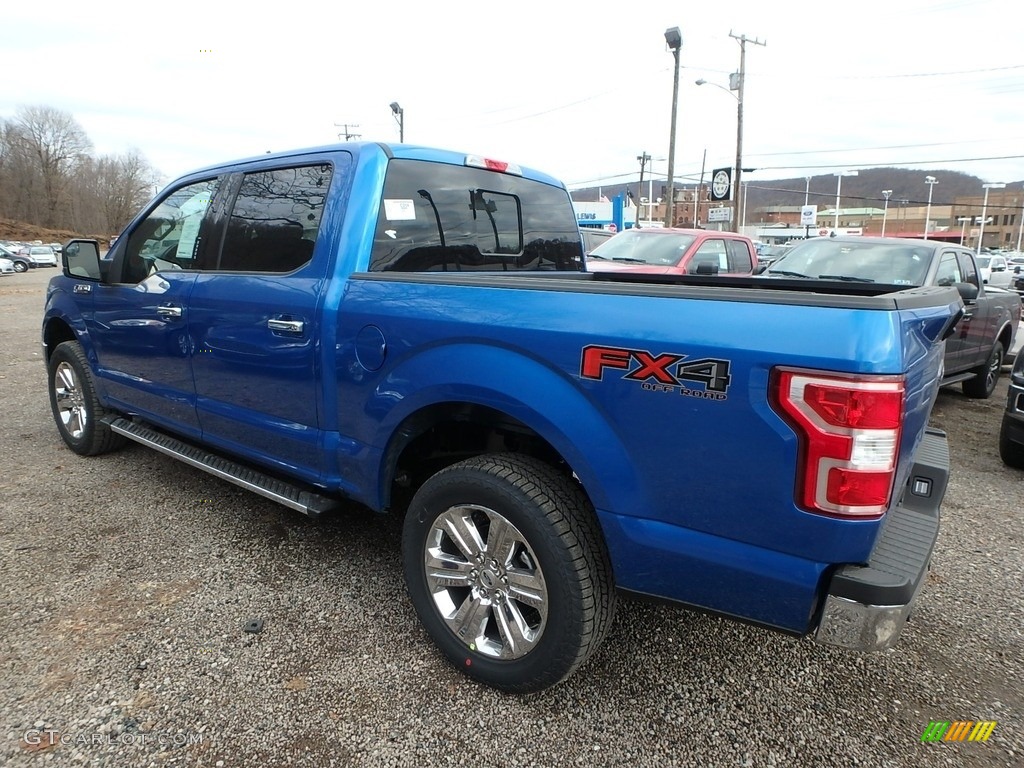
369 160 582 272
218 164 334 272
726 239 753 272
956 251 978 286
123 178 220 283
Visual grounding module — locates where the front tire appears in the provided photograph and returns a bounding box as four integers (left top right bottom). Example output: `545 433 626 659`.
962 342 1003 399
402 454 615 693
1000 419 1024 468
48 341 126 456
13 261 27 273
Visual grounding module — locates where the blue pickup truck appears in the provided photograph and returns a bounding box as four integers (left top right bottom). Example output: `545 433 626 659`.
44 142 963 692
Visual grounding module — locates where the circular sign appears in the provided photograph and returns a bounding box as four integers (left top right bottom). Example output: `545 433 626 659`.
712 170 731 199
819 229 829 236
608 223 617 233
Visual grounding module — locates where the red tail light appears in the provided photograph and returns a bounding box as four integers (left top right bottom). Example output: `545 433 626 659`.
771 369 905 518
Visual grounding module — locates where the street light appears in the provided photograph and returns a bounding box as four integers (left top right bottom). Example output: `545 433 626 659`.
695 76 745 232
881 189 893 236
923 176 938 240
663 26 682 227
978 182 1006 255
833 171 858 231
957 216 972 246
389 102 404 142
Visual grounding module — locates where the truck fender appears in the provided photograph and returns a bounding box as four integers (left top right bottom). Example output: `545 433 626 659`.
367 342 646 517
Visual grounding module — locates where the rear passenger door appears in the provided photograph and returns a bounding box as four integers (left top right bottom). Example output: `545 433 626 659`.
954 249 990 368
188 156 348 482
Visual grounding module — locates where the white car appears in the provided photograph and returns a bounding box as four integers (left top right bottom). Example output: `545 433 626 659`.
0 256 14 275
977 254 1012 288
26 245 58 268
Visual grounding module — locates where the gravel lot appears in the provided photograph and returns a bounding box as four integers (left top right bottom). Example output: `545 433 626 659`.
1 266 1021 767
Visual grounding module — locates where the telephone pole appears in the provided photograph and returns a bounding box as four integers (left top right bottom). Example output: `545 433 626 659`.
334 123 361 141
728 31 765 233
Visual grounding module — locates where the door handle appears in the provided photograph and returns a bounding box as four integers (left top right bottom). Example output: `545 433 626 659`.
156 305 182 318
267 318 304 333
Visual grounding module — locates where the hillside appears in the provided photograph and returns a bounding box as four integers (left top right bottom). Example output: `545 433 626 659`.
573 168 1024 210
0 218 108 245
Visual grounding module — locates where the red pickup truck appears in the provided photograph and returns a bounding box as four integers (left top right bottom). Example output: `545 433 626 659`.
584 228 757 276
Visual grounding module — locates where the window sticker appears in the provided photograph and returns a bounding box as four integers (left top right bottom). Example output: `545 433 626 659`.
384 199 417 221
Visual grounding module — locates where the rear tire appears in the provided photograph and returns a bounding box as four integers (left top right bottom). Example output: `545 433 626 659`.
962 342 1003 399
48 341 126 456
402 453 615 693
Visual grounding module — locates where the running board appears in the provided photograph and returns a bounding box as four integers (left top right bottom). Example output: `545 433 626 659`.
107 418 338 518
940 371 974 386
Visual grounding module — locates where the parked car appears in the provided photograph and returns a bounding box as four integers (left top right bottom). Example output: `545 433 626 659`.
1 244 33 272
999 347 1024 468
585 228 756 276
756 243 793 268
761 236 1020 398
27 246 59 268
579 227 616 254
0 255 14 275
977 254 1012 288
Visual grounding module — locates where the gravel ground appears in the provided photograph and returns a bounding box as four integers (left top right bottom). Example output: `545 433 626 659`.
1 267 1021 767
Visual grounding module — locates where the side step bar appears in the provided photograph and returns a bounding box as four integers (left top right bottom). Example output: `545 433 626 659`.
107 417 339 518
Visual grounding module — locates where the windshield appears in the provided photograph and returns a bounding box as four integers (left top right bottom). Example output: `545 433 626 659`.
30 247 53 255
976 256 991 268
765 240 932 285
588 230 697 265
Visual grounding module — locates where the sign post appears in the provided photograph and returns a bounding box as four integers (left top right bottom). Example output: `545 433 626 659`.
800 204 818 239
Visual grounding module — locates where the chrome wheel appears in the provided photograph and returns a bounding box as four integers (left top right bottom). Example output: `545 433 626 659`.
424 503 547 660
985 346 1003 391
53 361 88 439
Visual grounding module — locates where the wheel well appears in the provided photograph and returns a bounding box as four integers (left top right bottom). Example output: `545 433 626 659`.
383 403 572 513
998 323 1014 353
43 319 76 362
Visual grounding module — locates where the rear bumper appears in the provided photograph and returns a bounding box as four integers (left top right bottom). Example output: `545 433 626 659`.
814 427 948 651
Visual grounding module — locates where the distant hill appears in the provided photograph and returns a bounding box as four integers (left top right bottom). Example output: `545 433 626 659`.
573 168 1024 210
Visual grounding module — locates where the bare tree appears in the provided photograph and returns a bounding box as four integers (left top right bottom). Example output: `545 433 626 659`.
11 106 93 228
99 149 160 232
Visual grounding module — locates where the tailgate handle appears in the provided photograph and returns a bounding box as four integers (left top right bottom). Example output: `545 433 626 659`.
268 318 304 333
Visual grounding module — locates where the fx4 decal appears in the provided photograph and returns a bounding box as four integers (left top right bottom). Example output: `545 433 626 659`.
580 344 732 400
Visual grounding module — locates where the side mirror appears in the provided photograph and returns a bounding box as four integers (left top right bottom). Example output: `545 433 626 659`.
955 281 979 303
63 239 102 281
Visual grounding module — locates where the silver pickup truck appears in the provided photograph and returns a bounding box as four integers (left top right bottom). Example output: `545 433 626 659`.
761 236 1020 398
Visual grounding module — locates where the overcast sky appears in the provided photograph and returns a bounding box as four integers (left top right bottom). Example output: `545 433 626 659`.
3 0 1022 195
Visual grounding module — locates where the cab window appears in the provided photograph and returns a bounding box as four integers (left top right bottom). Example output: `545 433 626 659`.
123 179 219 282
217 164 334 273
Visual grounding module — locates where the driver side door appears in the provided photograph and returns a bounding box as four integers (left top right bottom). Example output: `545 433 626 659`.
87 177 223 438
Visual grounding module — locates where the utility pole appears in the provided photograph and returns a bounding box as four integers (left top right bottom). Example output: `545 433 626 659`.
729 30 765 233
636 152 650 229
334 123 361 141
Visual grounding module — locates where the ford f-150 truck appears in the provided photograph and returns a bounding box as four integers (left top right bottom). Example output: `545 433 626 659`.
44 142 962 693
762 236 1020 398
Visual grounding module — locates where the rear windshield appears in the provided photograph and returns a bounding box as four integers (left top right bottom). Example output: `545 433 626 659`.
369 159 583 272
